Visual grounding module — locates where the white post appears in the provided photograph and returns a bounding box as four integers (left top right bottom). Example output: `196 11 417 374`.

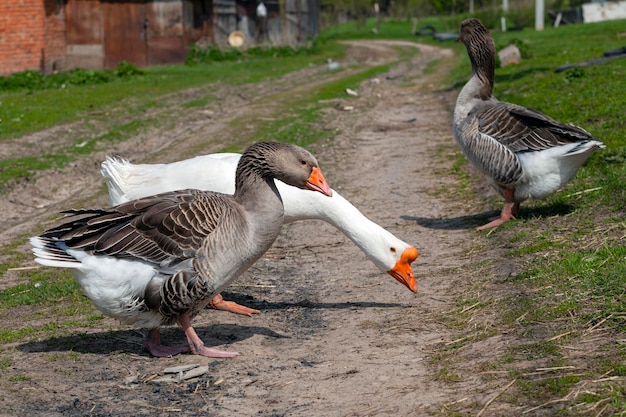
502 0 509 12
535 0 545 31
469 0 474 13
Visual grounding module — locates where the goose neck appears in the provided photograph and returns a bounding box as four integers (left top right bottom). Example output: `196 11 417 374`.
466 37 495 99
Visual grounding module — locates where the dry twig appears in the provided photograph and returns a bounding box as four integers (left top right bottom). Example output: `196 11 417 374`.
477 379 516 417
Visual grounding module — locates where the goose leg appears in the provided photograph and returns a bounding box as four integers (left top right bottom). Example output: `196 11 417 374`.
143 328 191 357
209 293 260 316
477 189 517 230
178 313 240 358
511 201 520 218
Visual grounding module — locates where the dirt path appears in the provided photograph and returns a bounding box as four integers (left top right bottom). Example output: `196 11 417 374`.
0 41 515 416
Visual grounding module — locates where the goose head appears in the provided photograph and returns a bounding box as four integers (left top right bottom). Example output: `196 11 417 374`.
388 245 418 293
457 18 495 98
351 221 418 293
236 142 332 197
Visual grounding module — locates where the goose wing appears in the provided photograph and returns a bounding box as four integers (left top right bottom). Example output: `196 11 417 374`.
42 189 231 266
474 101 594 152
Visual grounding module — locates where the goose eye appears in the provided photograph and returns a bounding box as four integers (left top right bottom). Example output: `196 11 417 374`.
301 160 307 166
390 247 397 253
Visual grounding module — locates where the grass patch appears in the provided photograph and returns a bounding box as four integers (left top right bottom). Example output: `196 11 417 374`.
0 356 11 371
0 275 82 310
0 43 342 141
219 61 396 153
0 239 98 344
8 375 30 382
435 366 462 383
0 116 158 193
0 37 365 195
181 95 216 108
0 314 103 344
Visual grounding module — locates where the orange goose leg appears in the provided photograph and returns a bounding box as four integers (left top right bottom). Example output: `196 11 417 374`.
143 314 240 358
143 328 190 357
209 293 260 316
178 313 240 358
477 189 518 230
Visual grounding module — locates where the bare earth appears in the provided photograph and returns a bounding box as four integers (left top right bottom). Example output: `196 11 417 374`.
0 41 526 416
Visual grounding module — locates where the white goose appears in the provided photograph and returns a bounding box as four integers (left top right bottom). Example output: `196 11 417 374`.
101 152 419 314
31 142 333 358
454 18 605 230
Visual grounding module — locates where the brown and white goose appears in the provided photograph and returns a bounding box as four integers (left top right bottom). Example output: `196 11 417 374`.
30 142 332 358
454 18 605 230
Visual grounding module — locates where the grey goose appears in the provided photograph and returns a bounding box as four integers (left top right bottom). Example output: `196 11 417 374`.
31 142 332 358
454 18 605 230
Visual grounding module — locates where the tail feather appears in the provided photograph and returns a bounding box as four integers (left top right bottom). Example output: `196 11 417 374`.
565 140 606 157
101 156 132 206
29 237 81 268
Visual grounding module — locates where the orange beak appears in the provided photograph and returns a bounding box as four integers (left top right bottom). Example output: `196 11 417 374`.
306 166 333 197
387 246 418 293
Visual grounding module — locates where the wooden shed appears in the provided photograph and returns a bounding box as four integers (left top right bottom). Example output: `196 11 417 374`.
0 0 320 76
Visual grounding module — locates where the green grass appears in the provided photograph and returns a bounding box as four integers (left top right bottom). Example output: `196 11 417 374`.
0 45 343 141
512 245 626 324
0 315 103 344
0 117 159 192
0 276 82 309
0 39 351 194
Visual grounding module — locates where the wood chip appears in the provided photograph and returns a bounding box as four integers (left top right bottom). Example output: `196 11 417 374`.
182 365 209 380
163 363 200 374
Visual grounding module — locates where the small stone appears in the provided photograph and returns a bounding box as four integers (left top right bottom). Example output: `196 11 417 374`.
498 44 521 67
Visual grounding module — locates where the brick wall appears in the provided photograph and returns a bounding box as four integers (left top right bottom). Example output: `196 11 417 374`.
0 0 46 75
42 0 66 73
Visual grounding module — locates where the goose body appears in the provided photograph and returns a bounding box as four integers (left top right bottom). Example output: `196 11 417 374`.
101 153 418 293
453 18 605 229
31 142 333 358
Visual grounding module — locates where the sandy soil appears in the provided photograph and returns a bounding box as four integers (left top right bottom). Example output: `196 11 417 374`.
0 41 522 416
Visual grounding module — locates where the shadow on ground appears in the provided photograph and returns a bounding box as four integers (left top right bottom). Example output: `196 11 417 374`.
221 293 410 312
17 299 407 357
18 323 287 356
402 202 575 230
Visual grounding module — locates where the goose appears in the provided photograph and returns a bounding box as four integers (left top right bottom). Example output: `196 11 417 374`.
101 152 419 313
454 18 605 230
31 142 333 358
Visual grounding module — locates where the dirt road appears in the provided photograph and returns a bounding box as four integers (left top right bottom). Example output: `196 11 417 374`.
0 41 518 416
